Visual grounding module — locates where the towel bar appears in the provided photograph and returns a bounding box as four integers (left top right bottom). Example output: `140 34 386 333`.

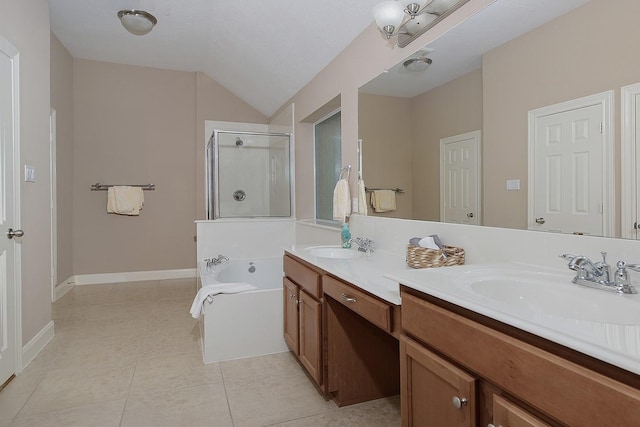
365 187 404 193
91 183 155 191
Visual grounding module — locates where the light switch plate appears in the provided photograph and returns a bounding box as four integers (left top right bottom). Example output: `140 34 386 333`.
506 179 520 190
24 165 36 182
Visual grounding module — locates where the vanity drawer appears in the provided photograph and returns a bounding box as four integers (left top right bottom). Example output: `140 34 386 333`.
323 275 391 333
284 255 321 298
401 291 640 427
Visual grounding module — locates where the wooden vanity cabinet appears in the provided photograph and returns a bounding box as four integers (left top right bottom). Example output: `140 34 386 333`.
490 394 551 427
324 274 400 406
400 335 476 427
283 254 324 388
400 287 640 427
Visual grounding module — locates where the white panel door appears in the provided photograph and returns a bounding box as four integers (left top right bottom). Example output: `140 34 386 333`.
531 104 603 235
440 131 481 225
0 39 18 386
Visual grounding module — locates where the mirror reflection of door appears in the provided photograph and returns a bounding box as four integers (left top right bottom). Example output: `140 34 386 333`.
528 92 614 237
622 83 640 240
440 131 481 225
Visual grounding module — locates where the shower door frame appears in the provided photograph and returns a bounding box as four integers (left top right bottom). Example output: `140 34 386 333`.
207 129 293 220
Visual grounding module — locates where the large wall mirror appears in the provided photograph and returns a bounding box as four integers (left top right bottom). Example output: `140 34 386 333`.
358 0 640 239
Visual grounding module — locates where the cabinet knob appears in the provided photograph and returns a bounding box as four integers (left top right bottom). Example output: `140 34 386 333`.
487 424 496 427
452 396 468 409
289 293 296 299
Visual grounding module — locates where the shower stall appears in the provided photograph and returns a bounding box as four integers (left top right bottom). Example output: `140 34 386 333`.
206 129 293 219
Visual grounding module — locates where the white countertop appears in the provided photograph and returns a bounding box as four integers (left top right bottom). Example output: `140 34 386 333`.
386 263 640 376
286 245 407 305
287 245 640 376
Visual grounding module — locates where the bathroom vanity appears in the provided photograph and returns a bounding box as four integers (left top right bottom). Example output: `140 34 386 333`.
283 250 402 406
285 239 640 426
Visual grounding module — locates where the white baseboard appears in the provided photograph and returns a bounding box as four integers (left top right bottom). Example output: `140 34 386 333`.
72 268 196 286
54 276 75 301
22 321 54 371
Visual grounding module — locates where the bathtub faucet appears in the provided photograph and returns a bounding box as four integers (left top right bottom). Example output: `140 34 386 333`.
206 255 229 267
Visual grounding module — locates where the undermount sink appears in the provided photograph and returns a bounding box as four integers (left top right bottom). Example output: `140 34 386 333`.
305 246 364 259
467 273 640 325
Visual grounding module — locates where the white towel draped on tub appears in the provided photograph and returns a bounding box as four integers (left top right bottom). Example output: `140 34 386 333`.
107 186 144 215
332 178 351 222
190 283 257 319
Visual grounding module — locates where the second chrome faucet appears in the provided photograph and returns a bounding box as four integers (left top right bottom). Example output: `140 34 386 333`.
560 252 639 294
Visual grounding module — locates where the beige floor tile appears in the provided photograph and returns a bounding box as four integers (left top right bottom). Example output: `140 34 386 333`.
122 383 232 427
220 351 301 382
270 411 345 426
129 352 223 393
139 324 201 357
154 279 196 301
53 284 115 307
0 370 45 420
26 332 143 371
225 365 334 427
0 418 12 427
20 364 135 415
11 399 125 427
54 316 152 340
337 395 401 427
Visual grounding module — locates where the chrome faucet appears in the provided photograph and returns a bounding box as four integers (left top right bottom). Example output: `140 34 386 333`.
349 237 375 254
559 252 638 294
206 255 229 268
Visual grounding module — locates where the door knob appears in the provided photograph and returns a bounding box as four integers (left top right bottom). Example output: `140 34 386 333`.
467 213 474 218
7 228 24 239
535 217 545 224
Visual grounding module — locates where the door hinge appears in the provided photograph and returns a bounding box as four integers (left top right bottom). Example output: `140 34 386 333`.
600 122 603 133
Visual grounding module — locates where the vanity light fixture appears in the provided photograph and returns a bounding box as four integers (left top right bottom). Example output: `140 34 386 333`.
117 9 157 36
403 56 432 72
372 0 469 47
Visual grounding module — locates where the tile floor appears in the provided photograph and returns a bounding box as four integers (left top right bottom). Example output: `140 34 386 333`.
0 278 400 426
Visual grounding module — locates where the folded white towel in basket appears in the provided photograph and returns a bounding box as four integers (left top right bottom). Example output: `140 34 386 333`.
189 283 257 319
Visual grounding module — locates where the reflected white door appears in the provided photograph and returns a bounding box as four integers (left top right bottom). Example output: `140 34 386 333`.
0 38 18 386
440 131 481 225
531 103 605 235
621 83 640 240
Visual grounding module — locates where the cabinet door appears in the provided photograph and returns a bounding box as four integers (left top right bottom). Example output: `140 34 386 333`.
492 394 551 427
283 278 299 353
400 335 477 427
299 289 323 386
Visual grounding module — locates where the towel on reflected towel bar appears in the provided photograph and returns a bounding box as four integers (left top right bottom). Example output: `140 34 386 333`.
357 178 368 216
370 190 396 213
190 283 257 318
107 186 144 215
332 178 351 222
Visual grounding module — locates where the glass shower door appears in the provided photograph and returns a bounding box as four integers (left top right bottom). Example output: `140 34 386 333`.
209 130 291 219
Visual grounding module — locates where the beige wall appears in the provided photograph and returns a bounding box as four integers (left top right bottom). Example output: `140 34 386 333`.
72 60 267 274
50 33 73 283
0 0 52 344
483 0 638 231
411 67 483 221
73 60 197 274
358 93 413 219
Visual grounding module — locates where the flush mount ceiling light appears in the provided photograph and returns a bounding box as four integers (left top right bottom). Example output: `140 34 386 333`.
372 0 469 47
117 9 157 36
403 56 432 72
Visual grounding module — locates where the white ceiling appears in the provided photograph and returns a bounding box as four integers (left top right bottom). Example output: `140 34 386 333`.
50 0 593 117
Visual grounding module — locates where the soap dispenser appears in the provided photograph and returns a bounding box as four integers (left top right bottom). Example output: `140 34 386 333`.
341 223 352 248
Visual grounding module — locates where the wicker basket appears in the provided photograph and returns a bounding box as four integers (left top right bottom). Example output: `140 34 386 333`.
406 244 465 269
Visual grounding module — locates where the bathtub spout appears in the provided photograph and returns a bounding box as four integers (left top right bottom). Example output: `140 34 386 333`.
211 255 229 266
